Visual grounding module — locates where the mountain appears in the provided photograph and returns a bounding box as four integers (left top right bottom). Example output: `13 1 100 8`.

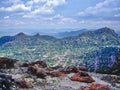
0 36 14 46
54 29 89 38
61 27 120 48
0 27 120 72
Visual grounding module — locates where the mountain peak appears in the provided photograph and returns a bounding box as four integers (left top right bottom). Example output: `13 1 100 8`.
15 32 28 37
95 27 115 33
16 32 26 35
34 33 40 37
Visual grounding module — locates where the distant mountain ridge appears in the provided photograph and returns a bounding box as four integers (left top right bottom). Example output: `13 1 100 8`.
54 29 89 38
0 27 120 72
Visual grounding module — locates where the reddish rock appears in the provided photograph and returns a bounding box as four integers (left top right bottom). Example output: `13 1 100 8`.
45 67 54 71
28 65 47 79
79 84 112 90
28 65 38 74
22 60 47 68
0 57 18 69
15 79 32 88
70 71 95 83
59 66 87 74
48 70 66 77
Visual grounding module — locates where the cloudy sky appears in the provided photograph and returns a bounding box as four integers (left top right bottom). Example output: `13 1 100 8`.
0 0 120 33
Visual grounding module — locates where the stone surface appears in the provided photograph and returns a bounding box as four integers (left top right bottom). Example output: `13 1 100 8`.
22 60 47 68
0 57 18 69
70 71 95 83
0 73 15 90
28 64 47 79
15 78 33 88
48 70 66 77
45 67 54 71
79 84 112 90
59 66 87 74
0 57 119 90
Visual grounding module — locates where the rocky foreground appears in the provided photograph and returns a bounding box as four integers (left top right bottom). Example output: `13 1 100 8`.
0 57 120 90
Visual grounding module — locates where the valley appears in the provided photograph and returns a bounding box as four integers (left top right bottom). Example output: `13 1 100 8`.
0 27 120 72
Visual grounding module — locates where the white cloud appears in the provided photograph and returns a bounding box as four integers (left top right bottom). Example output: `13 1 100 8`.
43 14 77 25
23 7 54 18
45 0 66 7
114 14 120 17
0 0 67 18
27 0 66 6
4 16 10 19
32 6 54 14
44 14 63 20
0 4 31 12
78 0 119 16
114 7 120 11
60 17 77 24
0 19 26 27
23 0 66 18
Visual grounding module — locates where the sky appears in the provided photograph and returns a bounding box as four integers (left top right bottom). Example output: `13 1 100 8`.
0 0 120 34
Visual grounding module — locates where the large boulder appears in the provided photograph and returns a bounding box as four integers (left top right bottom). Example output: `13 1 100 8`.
48 70 66 77
0 73 15 90
45 67 54 71
15 79 32 88
59 66 87 74
70 71 95 83
79 84 111 90
50 66 63 70
0 57 18 69
28 64 47 79
21 60 47 68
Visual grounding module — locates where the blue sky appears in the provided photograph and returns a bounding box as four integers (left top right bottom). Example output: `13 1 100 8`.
0 0 120 33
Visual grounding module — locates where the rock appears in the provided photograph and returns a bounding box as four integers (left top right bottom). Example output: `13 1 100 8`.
114 76 120 84
59 66 87 74
79 84 112 90
0 57 18 69
116 79 120 84
21 60 47 68
101 75 120 86
21 62 29 67
15 78 32 88
0 73 15 90
51 66 63 70
45 67 54 71
28 65 47 79
48 70 66 77
101 75 116 86
77 66 87 71
70 71 95 83
0 73 12 80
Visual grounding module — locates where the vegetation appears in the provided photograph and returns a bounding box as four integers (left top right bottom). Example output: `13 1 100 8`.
0 27 120 71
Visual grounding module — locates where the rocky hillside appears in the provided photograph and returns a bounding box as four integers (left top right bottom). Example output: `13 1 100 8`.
0 27 120 71
0 57 120 90
97 51 120 75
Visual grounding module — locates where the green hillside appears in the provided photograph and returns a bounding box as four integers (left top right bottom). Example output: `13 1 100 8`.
0 27 120 71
